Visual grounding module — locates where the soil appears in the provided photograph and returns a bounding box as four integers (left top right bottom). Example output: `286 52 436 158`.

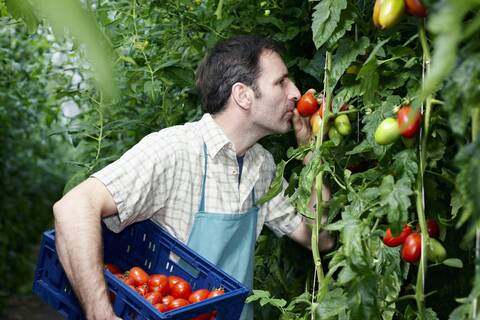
1 294 63 320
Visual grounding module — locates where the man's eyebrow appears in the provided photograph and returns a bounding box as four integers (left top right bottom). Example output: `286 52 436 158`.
274 72 289 83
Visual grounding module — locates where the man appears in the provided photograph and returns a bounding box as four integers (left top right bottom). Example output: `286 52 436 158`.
53 35 334 320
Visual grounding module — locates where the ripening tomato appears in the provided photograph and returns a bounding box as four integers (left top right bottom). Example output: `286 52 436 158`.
154 303 168 313
167 298 190 311
105 263 122 274
170 280 192 300
145 291 163 305
310 109 331 137
148 274 169 296
374 118 400 145
188 289 210 304
383 225 412 247
297 92 318 117
405 0 427 17
376 0 405 29
416 218 440 239
397 105 421 138
401 232 422 263
129 266 149 286
208 288 225 298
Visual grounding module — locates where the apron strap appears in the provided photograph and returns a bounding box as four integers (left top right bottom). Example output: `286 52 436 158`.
198 143 208 212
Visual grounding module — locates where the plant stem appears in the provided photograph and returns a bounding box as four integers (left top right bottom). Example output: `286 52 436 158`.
415 20 432 320
472 107 480 318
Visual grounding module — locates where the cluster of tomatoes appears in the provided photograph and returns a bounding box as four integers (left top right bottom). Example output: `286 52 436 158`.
296 91 352 142
374 104 421 145
105 264 224 320
383 219 447 264
373 0 427 30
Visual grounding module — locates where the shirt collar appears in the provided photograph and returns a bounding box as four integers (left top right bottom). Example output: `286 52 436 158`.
199 113 233 158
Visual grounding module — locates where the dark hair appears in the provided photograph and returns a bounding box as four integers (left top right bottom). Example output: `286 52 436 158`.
195 35 283 114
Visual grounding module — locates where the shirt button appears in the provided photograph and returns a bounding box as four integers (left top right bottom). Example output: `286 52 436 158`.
232 169 238 175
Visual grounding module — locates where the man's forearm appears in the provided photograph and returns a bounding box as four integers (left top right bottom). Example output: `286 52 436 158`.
53 182 117 320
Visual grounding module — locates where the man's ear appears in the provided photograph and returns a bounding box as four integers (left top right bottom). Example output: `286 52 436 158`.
231 82 253 111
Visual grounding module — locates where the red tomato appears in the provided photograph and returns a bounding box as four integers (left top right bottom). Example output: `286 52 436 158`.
167 298 190 310
162 295 175 305
188 289 210 304
171 280 192 300
416 218 440 239
401 232 422 263
135 284 148 297
154 303 168 312
397 105 421 138
121 274 136 286
297 92 319 117
148 274 169 296
168 275 184 289
105 263 122 274
405 0 427 17
383 225 412 247
129 266 149 286
144 291 163 305
208 288 225 298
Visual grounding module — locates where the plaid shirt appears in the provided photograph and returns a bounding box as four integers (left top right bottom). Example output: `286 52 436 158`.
94 113 302 244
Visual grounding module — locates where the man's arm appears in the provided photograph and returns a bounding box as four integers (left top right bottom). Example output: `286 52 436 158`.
53 177 120 320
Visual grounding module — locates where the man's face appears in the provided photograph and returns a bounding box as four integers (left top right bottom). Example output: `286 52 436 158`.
250 50 300 136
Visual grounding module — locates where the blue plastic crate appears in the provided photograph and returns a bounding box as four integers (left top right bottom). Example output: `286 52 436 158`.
33 220 250 319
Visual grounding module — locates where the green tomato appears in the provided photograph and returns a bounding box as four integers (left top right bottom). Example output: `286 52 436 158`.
334 114 352 136
374 118 400 145
427 238 447 263
328 126 342 145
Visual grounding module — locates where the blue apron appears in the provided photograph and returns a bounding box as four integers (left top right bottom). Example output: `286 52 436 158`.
186 143 258 320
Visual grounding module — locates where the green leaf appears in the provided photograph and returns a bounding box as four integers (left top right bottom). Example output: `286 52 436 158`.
257 160 287 205
330 37 370 91
311 0 347 49
442 258 464 268
379 176 413 230
315 288 348 319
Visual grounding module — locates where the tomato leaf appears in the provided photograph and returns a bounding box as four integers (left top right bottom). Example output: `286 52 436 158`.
330 37 369 92
379 176 413 232
256 160 287 205
442 258 464 268
311 0 347 49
